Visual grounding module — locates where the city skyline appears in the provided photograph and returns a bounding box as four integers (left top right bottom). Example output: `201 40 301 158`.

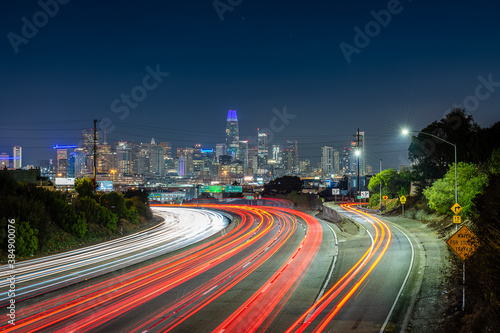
0 109 372 187
0 110 372 170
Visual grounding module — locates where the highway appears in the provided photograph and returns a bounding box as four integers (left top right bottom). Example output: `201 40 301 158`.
0 200 416 332
0 207 228 306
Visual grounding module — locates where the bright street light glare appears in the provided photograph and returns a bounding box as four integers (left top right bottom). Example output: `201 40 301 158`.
402 129 409 135
354 150 361 156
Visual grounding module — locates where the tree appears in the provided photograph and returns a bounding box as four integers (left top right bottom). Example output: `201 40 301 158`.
75 177 97 198
263 176 303 195
62 205 87 237
16 219 38 257
423 162 488 218
468 121 500 164
100 192 127 218
489 148 500 175
408 108 479 180
77 197 117 232
368 169 411 200
126 196 152 221
124 189 149 204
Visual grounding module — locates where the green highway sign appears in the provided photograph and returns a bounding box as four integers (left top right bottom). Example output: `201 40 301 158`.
225 186 242 193
200 185 222 193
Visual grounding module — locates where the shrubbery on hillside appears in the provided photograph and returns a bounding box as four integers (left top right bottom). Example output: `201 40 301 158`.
0 174 153 260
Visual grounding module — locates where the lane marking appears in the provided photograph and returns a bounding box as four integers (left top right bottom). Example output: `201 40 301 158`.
379 222 415 333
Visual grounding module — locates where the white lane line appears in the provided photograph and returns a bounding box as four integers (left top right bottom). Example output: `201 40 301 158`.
0 207 228 302
315 222 338 302
379 222 415 333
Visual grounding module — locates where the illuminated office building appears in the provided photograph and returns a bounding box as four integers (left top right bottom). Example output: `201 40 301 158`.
13 146 22 169
225 110 239 160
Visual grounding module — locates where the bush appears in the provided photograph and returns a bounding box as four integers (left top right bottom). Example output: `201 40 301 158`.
77 197 117 232
16 220 38 257
368 169 411 199
75 177 97 199
369 193 380 209
62 206 87 238
423 162 489 218
127 196 152 220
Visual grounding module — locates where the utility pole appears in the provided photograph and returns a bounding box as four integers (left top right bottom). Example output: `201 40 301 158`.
93 119 97 182
356 129 360 204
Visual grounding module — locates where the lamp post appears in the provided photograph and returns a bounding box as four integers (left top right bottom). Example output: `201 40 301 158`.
378 158 382 214
403 128 463 310
355 150 361 205
402 129 457 206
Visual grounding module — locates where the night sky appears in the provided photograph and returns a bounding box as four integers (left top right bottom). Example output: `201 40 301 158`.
1 0 499 169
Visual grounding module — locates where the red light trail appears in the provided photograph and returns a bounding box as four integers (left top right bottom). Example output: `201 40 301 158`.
0 201 397 333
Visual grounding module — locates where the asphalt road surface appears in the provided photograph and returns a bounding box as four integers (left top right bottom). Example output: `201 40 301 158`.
1 200 419 332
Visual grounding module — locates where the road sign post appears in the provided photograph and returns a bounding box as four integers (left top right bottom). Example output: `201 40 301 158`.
446 225 480 312
332 188 340 201
451 203 462 230
360 191 369 204
451 203 463 215
400 196 407 216
382 195 388 212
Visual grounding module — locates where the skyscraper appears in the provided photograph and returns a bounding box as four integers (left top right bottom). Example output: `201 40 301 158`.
284 140 299 174
116 141 131 175
238 140 249 170
272 144 283 166
247 147 258 174
321 146 334 176
216 143 226 160
257 129 268 168
13 146 22 169
69 148 87 178
333 149 340 175
177 147 194 176
56 148 69 176
225 110 239 160
134 143 150 176
342 146 351 175
150 138 165 177
159 142 172 159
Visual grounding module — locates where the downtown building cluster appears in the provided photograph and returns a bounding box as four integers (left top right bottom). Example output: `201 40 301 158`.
17 110 302 187
320 130 370 178
1 111 370 189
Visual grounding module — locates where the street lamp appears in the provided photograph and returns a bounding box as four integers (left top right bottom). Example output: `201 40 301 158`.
355 150 361 204
110 169 117 182
402 128 458 206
